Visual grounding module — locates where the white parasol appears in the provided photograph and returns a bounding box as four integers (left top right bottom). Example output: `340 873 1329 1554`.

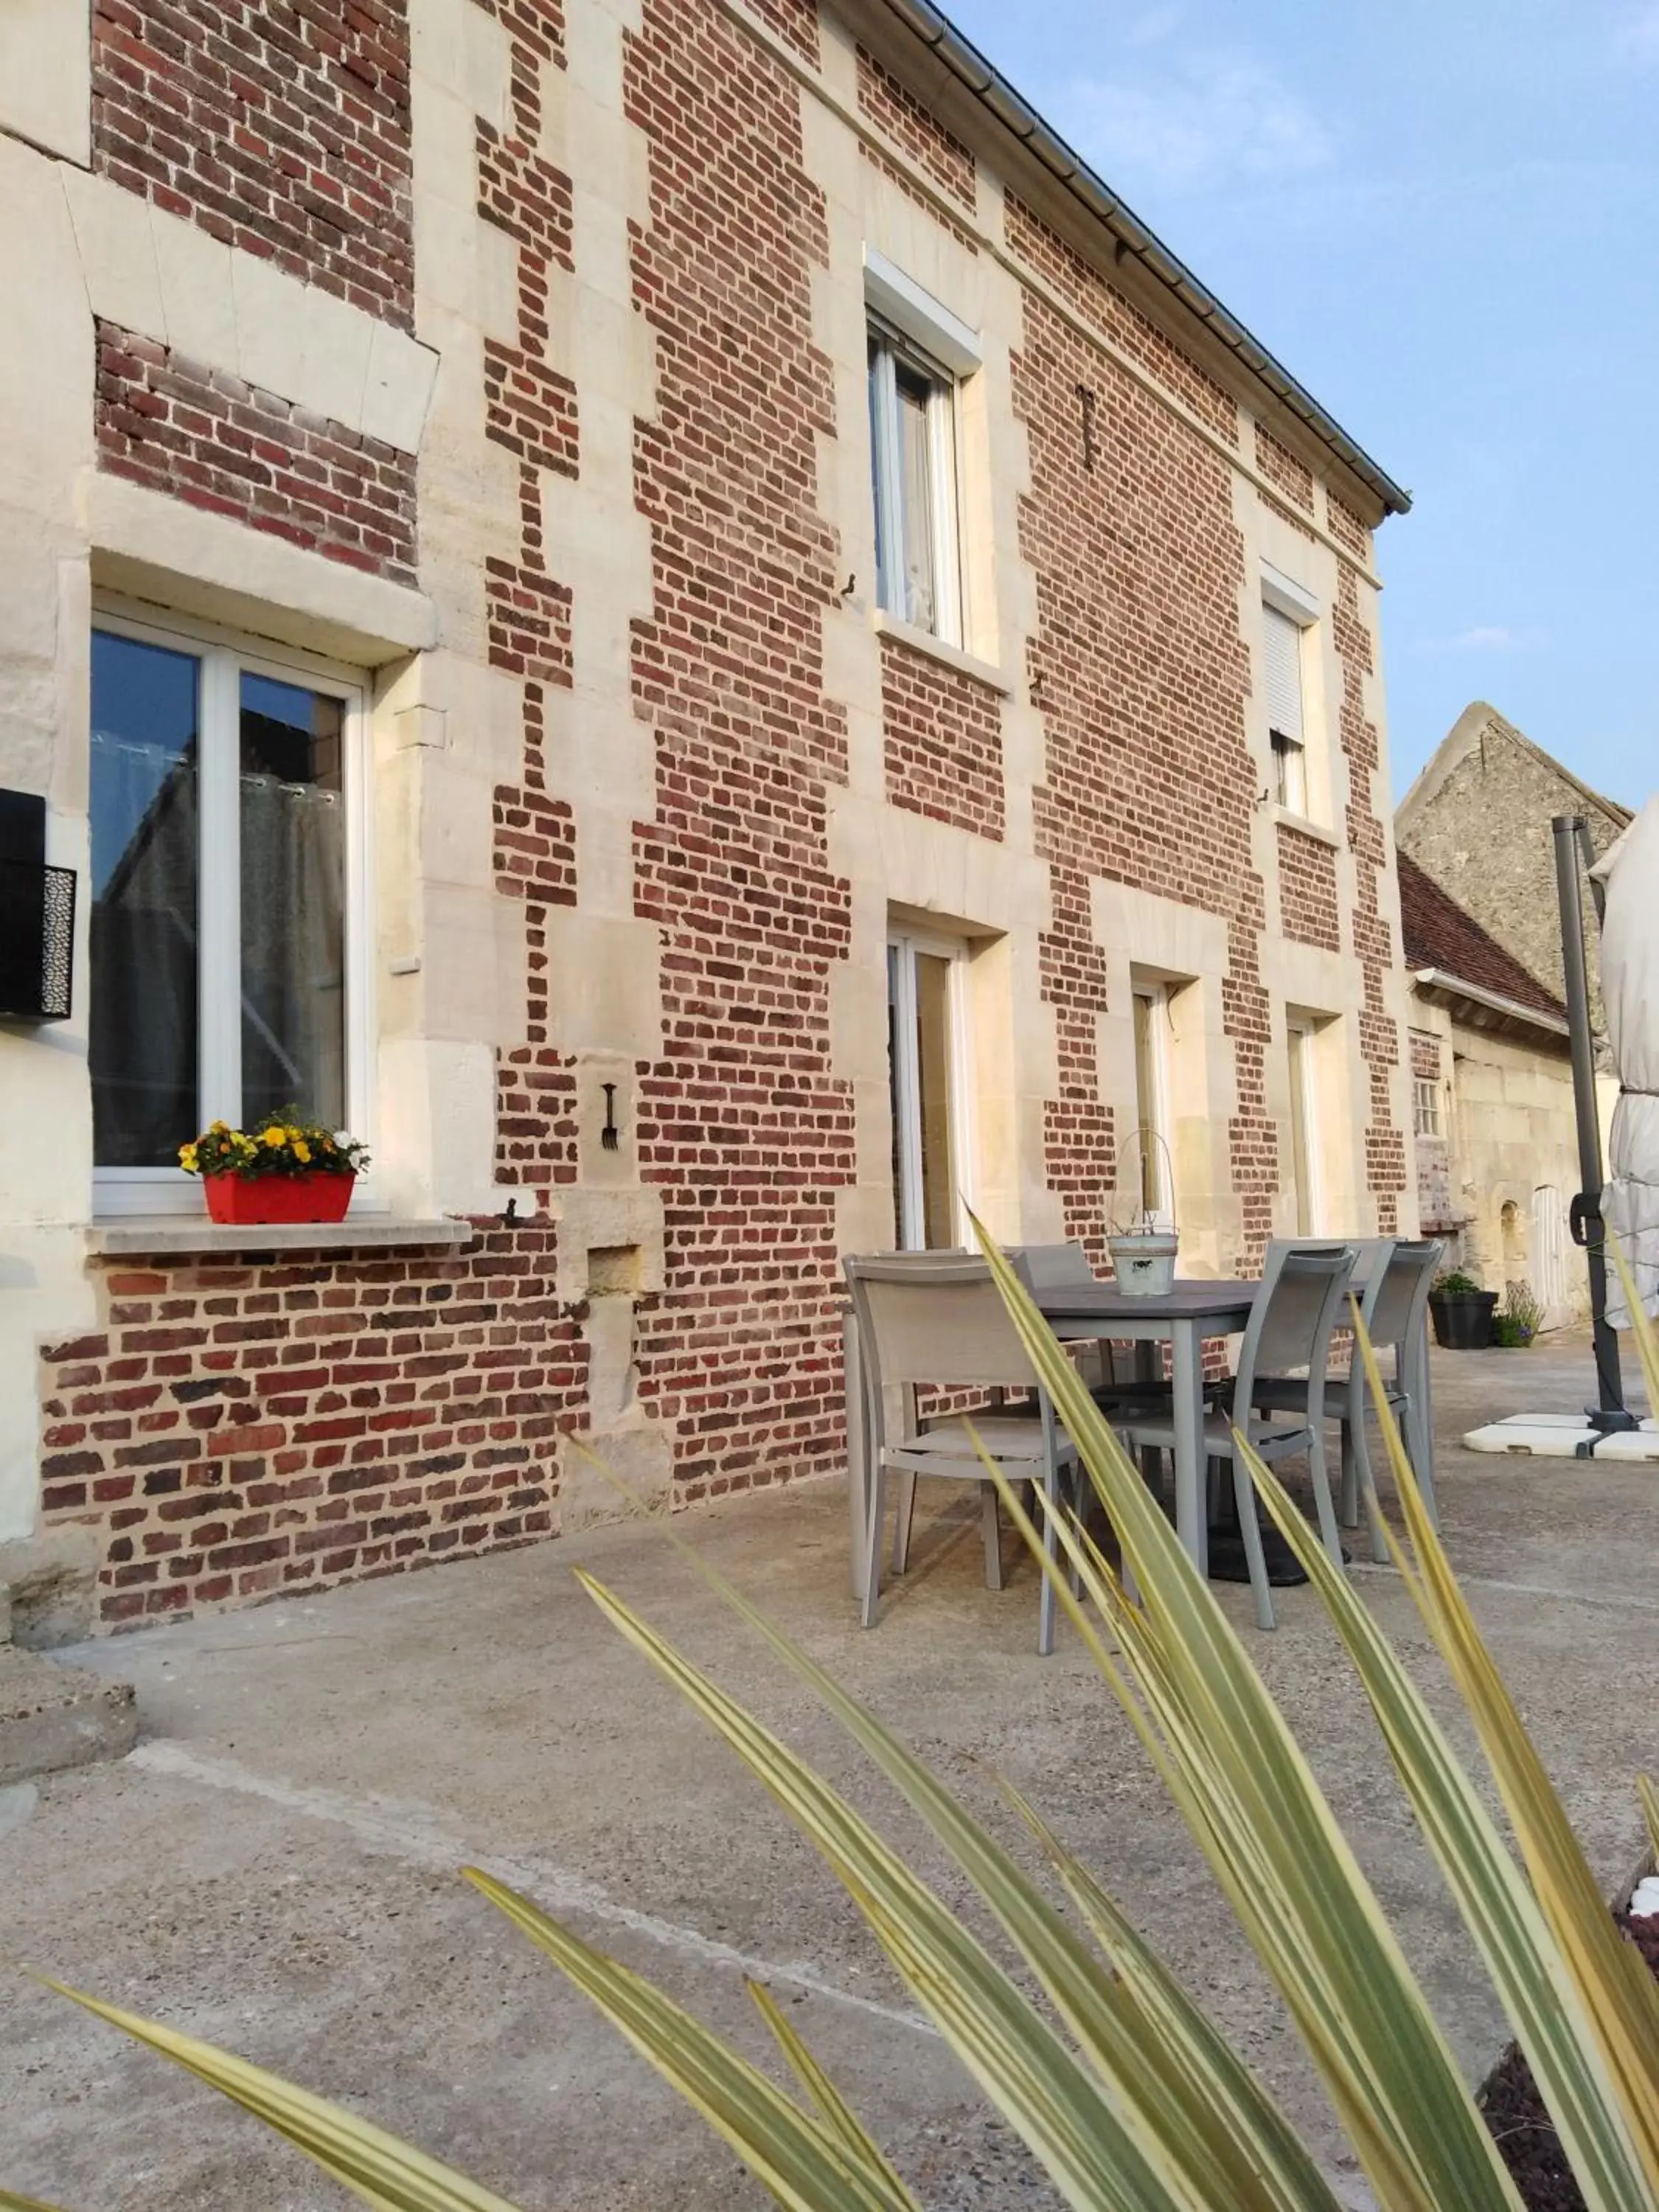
1594 794 1659 1326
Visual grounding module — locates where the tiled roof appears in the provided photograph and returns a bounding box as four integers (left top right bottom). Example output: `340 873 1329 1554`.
1397 851 1567 1023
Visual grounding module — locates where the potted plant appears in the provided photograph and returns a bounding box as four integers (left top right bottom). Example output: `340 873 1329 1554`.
1427 1266 1500 1350
179 1112 369 1225
1106 1129 1179 1297
1491 1279 1543 1349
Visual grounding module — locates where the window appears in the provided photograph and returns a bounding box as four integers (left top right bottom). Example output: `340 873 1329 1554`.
888 933 966 1249
1285 1018 1319 1237
1130 986 1175 1223
868 319 961 644
89 611 368 1200
1412 1075 1441 1139
1262 601 1309 815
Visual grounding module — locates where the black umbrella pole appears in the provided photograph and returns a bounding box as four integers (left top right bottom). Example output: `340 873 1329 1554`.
1551 814 1634 1430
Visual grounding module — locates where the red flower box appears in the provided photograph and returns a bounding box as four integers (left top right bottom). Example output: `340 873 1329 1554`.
203 1171 356 1226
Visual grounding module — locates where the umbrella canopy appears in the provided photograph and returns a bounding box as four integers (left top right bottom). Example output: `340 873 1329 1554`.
1596 794 1659 1326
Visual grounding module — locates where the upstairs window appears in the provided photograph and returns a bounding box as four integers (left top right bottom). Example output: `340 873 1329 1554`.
1262 602 1309 815
868 318 962 644
90 611 368 1201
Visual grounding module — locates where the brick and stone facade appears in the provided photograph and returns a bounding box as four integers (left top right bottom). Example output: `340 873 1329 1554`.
1 0 1416 1628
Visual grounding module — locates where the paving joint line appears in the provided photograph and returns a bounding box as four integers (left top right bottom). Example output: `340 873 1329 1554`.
129 1741 934 2037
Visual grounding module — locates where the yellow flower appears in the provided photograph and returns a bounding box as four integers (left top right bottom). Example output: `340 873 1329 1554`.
178 1143 198 1172
293 1138 311 1164
262 1127 285 1147
209 1119 229 1133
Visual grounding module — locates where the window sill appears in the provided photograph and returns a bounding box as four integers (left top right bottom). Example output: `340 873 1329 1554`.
1271 805 1342 850
870 609 1012 695
84 1217 476 1256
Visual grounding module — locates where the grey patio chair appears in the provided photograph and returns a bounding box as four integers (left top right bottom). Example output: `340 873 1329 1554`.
1116 1242 1357 1630
1243 1237 1443 1562
1003 1240 1174 1417
844 1253 1080 1655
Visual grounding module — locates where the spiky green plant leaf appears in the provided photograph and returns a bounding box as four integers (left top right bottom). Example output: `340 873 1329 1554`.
35 1978 529 2212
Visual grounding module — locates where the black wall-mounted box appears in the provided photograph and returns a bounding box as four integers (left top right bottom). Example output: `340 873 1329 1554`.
0 790 76 1022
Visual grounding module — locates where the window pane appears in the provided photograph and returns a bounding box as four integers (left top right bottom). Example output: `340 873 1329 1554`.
914 951 956 1248
1273 733 1307 814
895 364 939 633
239 673 346 1132
1287 1026 1313 1237
90 630 201 1166
1132 991 1161 1215
888 942 906 1241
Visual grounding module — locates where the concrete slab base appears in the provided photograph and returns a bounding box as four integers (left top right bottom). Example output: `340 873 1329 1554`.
1464 1413 1659 1460
0 1647 137 1785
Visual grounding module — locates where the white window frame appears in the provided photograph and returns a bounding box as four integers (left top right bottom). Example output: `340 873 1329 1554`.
1285 1015 1322 1238
868 317 964 647
1130 983 1176 1227
1260 564 1320 826
1412 1074 1442 1140
91 597 376 1216
887 929 973 1251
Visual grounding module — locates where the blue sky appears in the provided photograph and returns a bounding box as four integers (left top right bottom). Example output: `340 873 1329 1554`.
943 0 1658 808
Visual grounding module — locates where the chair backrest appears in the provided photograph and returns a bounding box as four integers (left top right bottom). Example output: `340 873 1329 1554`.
1362 1237 1444 1351
1236 1242 1357 1408
844 1254 1040 1399
1004 1241 1096 1291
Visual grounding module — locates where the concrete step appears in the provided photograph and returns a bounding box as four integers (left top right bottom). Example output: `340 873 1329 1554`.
0 1647 137 1785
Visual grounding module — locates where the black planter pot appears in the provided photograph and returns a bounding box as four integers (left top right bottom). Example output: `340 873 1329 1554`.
1429 1288 1500 1350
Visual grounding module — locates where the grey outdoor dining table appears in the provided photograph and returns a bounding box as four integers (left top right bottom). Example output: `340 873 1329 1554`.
843 1275 1260 1596
1032 1278 1259 1579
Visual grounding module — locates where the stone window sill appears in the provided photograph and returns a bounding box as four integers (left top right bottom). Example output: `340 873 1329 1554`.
84 1217 476 1256
1271 804 1342 850
870 608 1013 694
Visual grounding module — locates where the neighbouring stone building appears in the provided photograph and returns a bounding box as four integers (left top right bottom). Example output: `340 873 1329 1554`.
1398 852 1586 1326
1397 701 1632 1046
0 0 1417 1630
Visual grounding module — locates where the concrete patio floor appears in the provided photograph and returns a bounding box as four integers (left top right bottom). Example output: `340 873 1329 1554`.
1 1330 1655 2211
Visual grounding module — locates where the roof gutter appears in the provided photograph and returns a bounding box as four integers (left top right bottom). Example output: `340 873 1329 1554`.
1411 967 1569 1038
877 0 1413 518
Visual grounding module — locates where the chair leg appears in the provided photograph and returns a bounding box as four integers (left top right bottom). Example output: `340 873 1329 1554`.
981 1485 1004 1591
1038 1463 1059 1656
1405 1391 1439 1528
891 1468 918 1574
1348 1400 1389 1565
1230 1451 1276 1630
1338 1416 1359 1528
1307 1425 1345 1568
860 1463 887 1629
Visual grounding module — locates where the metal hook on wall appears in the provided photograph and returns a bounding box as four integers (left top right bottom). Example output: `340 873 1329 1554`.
600 1081 620 1151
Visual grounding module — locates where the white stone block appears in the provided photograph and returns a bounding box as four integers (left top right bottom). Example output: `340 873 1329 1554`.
0 0 89 166
363 321 440 453
60 171 165 344
149 206 239 370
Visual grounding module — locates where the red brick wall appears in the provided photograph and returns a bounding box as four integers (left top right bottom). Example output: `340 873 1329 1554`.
1254 422 1314 515
1277 823 1342 951
881 634 1005 840
856 45 975 209
748 0 818 63
1327 493 1372 563
625 0 854 1503
1008 255 1272 1269
1335 566 1406 1231
1007 194 1237 442
94 319 417 584
38 1231 586 1629
91 0 414 330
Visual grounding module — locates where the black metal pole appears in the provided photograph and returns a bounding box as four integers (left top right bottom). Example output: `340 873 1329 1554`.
1552 814 1633 1430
